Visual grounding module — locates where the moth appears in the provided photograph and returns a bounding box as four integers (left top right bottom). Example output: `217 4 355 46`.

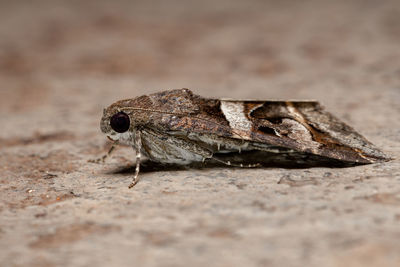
99 88 390 188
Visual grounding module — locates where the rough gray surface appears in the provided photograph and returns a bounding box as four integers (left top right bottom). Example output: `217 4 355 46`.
0 1 400 266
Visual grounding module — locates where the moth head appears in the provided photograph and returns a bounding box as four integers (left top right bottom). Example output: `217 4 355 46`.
100 106 134 144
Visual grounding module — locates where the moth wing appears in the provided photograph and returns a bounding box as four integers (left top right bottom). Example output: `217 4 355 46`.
163 98 389 164
242 100 389 163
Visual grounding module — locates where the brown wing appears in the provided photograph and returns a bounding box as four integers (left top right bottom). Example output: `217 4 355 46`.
241 100 390 163
127 89 390 164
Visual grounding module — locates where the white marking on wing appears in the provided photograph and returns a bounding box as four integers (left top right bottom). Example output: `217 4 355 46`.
220 101 252 138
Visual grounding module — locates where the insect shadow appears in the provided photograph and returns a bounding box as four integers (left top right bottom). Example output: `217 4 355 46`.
107 151 359 176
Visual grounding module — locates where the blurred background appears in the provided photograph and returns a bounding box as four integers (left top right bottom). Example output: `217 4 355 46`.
1 1 400 266
1 0 399 137
1 0 399 114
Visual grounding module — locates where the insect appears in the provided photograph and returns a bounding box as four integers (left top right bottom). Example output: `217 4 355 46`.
99 88 390 188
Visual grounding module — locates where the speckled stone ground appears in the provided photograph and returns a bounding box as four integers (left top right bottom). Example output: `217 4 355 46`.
1 1 400 266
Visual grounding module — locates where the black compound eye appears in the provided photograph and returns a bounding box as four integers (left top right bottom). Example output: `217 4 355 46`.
110 112 130 133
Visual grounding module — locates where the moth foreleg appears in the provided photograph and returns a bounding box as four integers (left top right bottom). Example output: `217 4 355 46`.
128 130 142 188
89 143 117 164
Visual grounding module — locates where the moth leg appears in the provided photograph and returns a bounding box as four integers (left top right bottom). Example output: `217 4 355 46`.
128 130 142 188
211 157 261 168
88 143 117 164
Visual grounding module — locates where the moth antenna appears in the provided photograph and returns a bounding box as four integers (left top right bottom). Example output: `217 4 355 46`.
123 107 188 116
128 130 142 188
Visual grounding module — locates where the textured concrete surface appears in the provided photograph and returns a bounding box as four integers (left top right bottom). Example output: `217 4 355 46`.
1 1 400 266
